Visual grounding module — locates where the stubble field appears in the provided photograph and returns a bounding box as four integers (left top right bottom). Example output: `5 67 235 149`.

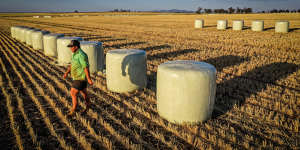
0 13 299 149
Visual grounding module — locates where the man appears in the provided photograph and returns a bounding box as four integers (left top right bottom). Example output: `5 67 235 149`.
63 40 93 116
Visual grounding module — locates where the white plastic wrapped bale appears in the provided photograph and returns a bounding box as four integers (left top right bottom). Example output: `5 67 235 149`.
25 28 40 46
15 26 27 41
80 41 104 73
157 60 216 123
195 19 204 28
10 26 22 38
56 37 83 65
275 21 289 33
31 30 50 50
43 33 64 57
217 20 228 30
232 20 244 31
106 49 147 93
252 20 264 31
20 27 33 43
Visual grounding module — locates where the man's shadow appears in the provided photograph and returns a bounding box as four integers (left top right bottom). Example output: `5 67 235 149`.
213 62 299 118
121 53 147 89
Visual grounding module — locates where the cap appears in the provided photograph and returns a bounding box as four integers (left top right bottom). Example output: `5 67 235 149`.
67 40 80 47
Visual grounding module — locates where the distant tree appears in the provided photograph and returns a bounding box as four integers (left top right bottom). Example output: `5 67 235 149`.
204 9 212 14
243 8 252 14
74 10 79 13
285 9 290 13
298 9 300 13
270 9 278 13
228 7 235 14
236 7 242 13
262 11 265 13
196 7 202 14
113 9 119 12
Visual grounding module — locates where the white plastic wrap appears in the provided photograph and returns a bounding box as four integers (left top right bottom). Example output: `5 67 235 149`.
43 33 64 57
20 27 33 42
232 20 244 31
15 26 27 41
252 20 264 31
57 37 83 65
217 20 227 30
10 26 17 38
26 28 40 46
275 21 289 33
80 41 104 73
31 30 50 50
157 60 216 123
106 49 147 93
195 19 204 28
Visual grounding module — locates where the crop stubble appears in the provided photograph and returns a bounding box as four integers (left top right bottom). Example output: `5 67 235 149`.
0 13 299 149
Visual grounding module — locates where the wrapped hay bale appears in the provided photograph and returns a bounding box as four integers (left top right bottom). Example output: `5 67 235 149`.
57 37 83 65
25 28 41 46
275 21 289 33
106 49 147 93
252 20 264 31
232 20 244 31
31 30 50 50
157 60 216 123
217 20 227 30
43 33 64 57
195 19 204 28
80 41 104 73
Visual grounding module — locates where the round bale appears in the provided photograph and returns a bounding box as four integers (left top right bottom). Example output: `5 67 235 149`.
232 20 244 31
252 20 264 31
80 41 104 73
275 21 289 33
217 20 227 30
11 26 23 38
19 27 33 43
10 26 18 38
25 28 41 46
31 30 50 50
56 37 83 65
195 19 204 28
106 49 147 93
43 33 64 57
15 26 27 41
157 60 216 123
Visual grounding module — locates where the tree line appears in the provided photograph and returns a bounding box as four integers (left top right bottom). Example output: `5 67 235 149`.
196 7 300 14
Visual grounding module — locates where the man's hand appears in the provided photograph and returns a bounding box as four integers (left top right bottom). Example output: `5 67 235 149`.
87 79 93 85
63 73 68 79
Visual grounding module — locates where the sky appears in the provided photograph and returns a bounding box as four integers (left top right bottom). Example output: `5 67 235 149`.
0 0 300 12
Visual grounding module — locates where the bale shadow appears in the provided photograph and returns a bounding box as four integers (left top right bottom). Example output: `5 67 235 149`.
147 55 249 92
147 49 199 61
205 25 217 28
83 36 113 40
212 62 299 118
264 27 275 31
243 26 251 30
100 38 126 42
289 28 300 32
139 44 171 52
104 41 146 49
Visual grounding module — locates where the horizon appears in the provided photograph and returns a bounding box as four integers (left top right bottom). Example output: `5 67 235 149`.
1 0 300 13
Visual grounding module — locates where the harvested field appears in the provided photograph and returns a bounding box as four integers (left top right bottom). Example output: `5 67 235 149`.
0 13 299 149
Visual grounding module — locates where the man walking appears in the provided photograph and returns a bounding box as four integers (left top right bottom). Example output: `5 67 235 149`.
63 40 93 115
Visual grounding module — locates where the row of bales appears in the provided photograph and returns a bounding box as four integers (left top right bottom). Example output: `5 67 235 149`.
10 26 218 124
195 19 290 33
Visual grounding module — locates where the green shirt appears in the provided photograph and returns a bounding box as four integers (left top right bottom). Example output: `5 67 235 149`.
71 48 89 80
